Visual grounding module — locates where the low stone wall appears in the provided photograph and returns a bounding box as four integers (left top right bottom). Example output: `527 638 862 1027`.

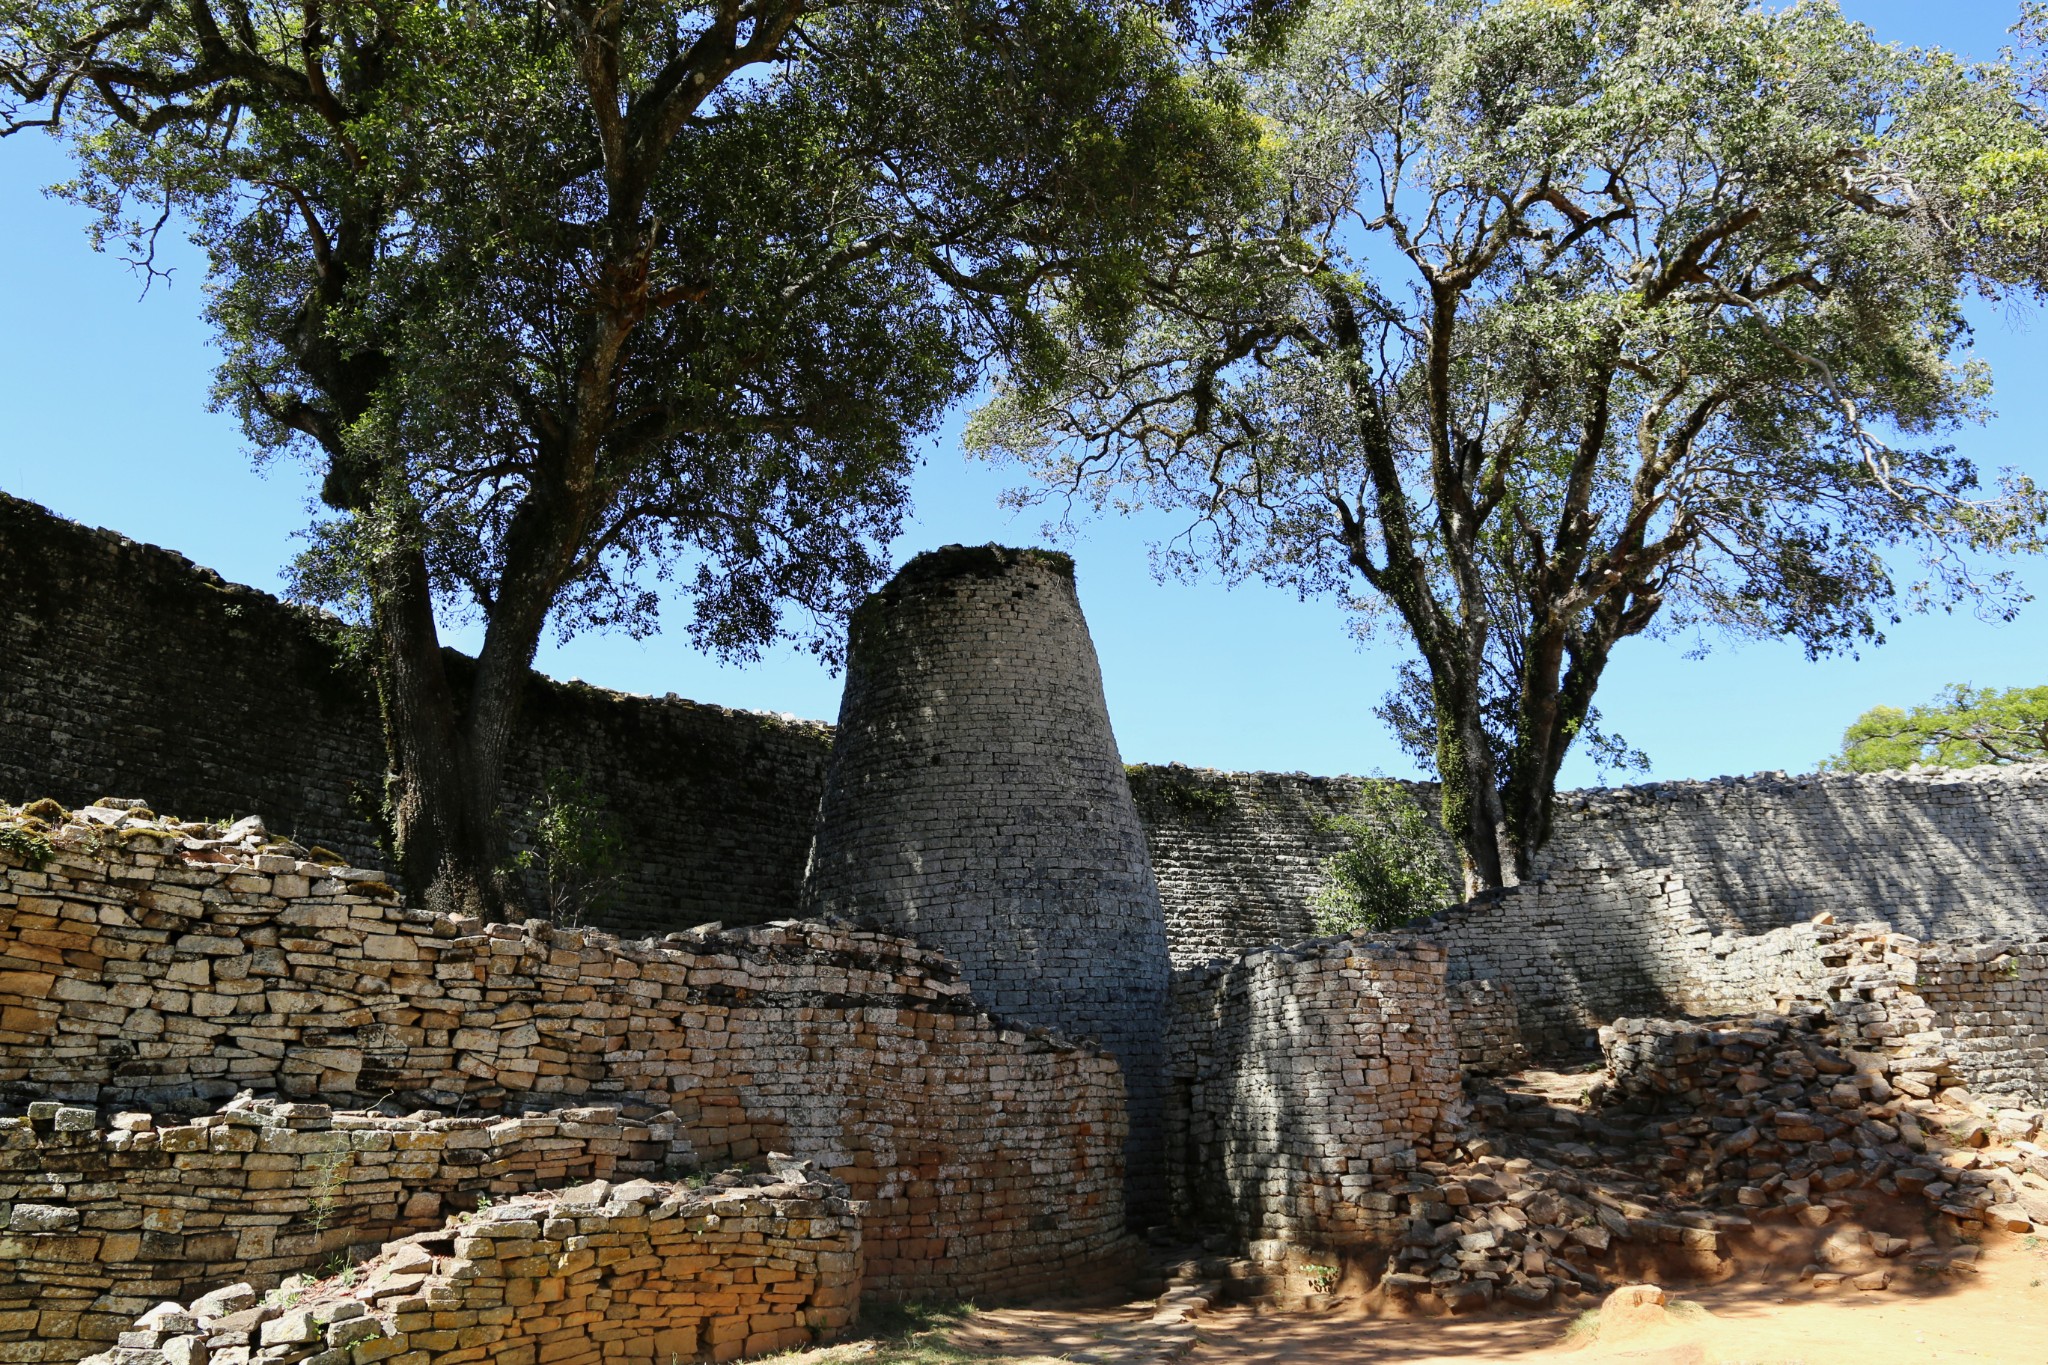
1164 935 1461 1251
0 1095 686 1360
84 1168 861 1365
0 802 1131 1304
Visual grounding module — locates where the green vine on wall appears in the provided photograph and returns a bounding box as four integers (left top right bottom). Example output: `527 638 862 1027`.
1124 765 1233 822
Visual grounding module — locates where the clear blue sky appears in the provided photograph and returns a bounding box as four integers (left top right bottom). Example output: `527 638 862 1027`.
1 1 2042 785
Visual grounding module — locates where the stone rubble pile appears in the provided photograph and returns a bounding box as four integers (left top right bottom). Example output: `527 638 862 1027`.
1354 1003 2048 1316
1366 1147 1739 1313
79 1161 860 1365
1593 1012 2048 1232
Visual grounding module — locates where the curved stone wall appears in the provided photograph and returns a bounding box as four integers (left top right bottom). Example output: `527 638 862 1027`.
801 546 1172 1214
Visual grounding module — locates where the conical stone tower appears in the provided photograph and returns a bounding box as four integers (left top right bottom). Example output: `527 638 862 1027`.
802 545 1171 1216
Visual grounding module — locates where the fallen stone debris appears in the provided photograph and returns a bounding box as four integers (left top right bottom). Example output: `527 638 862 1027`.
1360 1007 2046 1315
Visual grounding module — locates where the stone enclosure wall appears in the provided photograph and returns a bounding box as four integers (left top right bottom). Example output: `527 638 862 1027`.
1135 763 2048 965
0 802 1131 1310
0 492 830 938
12 493 2046 966
85 1169 861 1365
1164 935 1462 1253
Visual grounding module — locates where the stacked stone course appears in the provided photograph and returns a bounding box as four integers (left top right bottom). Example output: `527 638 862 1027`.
1164 936 1461 1252
0 800 1132 1325
1417 868 1717 1056
0 1095 685 1361
1135 762 2048 966
83 1168 860 1365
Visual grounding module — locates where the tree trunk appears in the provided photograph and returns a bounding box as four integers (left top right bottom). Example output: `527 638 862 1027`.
368 543 513 920
1429 670 1508 895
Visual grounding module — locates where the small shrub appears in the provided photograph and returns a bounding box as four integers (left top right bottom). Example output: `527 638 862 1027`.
1310 779 1453 934
512 769 624 926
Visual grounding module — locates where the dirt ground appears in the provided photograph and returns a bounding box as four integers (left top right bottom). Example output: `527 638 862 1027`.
913 1232 2048 1365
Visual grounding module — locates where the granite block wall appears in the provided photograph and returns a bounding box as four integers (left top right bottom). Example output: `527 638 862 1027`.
1163 935 1461 1250
84 1170 861 1365
0 1096 688 1361
802 546 1172 1218
0 492 830 937
1890 941 2048 1104
0 801 1131 1304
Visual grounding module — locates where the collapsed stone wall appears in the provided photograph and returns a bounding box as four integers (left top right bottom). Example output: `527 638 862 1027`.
1164 935 1461 1252
0 801 1131 1305
0 1096 685 1359
802 546 1172 1217
85 1169 861 1365
0 492 831 937
1135 763 2048 964
1418 855 2048 1110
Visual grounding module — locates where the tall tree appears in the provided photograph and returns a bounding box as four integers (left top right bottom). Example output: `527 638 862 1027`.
1827 683 2048 772
4 0 1248 914
972 0 2048 892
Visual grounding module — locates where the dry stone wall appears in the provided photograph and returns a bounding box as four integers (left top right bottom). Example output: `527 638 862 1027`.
1164 935 1461 1253
84 1168 861 1365
802 546 1172 1217
1912 942 2048 1102
0 1095 685 1361
1416 868 1719 1057
1135 763 2048 965
0 801 1131 1307
0 492 831 937
1549 766 2048 938
10 491 2046 973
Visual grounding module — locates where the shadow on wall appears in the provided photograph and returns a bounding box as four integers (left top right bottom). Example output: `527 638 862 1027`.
1138 761 2048 967
1130 767 1461 967
1545 769 2048 939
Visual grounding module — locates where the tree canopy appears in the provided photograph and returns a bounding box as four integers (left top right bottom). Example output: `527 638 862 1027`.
972 0 2048 890
4 0 1252 913
1827 683 2048 771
